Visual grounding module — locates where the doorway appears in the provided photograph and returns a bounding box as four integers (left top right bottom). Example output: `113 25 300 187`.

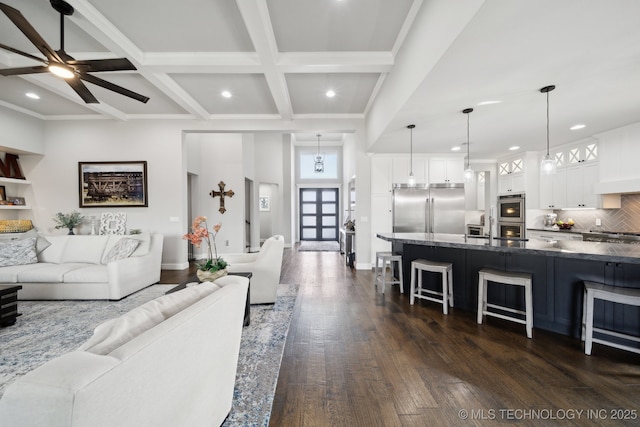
299 188 339 241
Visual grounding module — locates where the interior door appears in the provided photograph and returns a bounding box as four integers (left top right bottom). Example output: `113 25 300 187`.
300 188 339 241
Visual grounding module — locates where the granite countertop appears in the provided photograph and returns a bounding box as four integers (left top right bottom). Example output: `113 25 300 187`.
377 232 640 264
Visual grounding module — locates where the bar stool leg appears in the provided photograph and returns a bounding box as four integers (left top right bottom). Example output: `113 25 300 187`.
410 264 416 305
441 268 448 315
585 290 595 355
477 274 486 324
374 255 380 293
447 268 454 308
397 259 404 294
525 282 533 339
381 260 388 294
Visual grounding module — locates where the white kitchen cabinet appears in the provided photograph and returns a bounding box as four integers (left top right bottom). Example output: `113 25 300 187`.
370 194 392 264
392 156 427 186
498 157 525 194
428 157 464 183
597 124 640 186
539 169 566 209
371 156 392 195
565 162 599 208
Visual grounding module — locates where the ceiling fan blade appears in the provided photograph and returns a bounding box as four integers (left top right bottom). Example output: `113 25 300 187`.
0 65 49 76
80 73 149 104
0 42 47 64
66 58 137 73
66 77 99 104
0 3 62 63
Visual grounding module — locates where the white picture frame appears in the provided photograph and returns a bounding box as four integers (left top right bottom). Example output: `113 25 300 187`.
259 196 270 212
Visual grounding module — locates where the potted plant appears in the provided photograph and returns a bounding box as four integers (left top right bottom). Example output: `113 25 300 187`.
53 211 84 235
183 216 228 282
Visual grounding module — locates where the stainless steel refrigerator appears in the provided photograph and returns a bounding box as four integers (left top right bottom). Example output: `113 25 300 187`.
392 183 465 234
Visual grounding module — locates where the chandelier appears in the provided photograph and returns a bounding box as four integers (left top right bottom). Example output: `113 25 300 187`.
314 133 324 173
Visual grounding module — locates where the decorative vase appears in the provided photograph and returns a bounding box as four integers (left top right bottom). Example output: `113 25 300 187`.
68 227 75 235
196 268 228 282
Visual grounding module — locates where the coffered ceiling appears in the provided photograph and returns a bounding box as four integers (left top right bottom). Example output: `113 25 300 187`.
1 0 640 159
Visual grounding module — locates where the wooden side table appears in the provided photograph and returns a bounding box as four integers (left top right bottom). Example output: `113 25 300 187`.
0 285 22 327
166 272 252 327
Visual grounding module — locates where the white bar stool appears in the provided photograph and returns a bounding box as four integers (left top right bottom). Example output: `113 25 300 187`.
374 251 404 294
477 268 533 338
410 259 453 314
582 281 640 355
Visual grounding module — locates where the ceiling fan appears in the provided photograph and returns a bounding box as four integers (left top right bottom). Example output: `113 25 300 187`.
0 0 149 104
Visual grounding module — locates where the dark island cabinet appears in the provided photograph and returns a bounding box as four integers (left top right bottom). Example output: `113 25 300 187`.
466 249 551 330
402 245 469 309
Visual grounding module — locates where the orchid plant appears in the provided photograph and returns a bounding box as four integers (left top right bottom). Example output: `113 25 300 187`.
183 216 227 272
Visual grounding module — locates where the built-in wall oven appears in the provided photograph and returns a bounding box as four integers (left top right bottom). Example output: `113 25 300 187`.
497 222 526 239
497 193 525 223
497 193 526 238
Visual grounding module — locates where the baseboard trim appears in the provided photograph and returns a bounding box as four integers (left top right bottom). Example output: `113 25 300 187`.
162 262 189 270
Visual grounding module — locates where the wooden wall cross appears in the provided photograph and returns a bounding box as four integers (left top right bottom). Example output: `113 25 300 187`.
209 181 235 214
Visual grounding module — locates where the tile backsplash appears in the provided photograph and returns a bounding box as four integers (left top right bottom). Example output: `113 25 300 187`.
555 194 640 232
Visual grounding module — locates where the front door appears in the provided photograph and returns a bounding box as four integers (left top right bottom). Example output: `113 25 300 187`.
300 188 339 241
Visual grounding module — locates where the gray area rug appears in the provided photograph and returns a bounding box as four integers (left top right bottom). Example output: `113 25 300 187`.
0 283 299 427
298 240 340 252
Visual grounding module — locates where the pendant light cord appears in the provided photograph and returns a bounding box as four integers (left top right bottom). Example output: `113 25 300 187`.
466 113 470 169
546 90 550 156
407 124 415 176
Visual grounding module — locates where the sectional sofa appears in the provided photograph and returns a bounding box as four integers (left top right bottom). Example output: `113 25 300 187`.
0 230 163 300
0 275 249 427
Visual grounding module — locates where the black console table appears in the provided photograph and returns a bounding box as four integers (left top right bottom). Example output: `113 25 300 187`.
166 272 252 327
0 285 22 327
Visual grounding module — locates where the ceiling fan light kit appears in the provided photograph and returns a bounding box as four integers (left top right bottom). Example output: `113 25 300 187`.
0 1 149 104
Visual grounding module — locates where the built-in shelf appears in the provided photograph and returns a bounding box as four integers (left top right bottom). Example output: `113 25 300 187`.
0 177 31 185
0 205 30 210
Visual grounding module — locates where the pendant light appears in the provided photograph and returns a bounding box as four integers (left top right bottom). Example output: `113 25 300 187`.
463 108 474 182
314 133 324 173
540 85 556 175
407 124 416 186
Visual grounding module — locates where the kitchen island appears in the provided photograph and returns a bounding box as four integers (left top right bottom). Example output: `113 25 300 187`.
377 233 640 343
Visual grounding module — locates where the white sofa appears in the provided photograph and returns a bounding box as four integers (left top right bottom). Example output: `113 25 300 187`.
0 231 163 300
224 234 284 304
0 275 249 427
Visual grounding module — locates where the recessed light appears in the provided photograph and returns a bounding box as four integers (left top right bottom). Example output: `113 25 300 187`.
509 145 520 151
570 124 586 130
451 146 461 151
221 90 232 98
25 92 40 100
325 90 336 98
478 100 501 106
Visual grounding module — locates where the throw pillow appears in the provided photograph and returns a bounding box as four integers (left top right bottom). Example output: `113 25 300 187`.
0 229 51 254
101 238 140 264
0 237 37 267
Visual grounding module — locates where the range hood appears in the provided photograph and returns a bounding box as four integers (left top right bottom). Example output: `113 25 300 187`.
594 179 640 195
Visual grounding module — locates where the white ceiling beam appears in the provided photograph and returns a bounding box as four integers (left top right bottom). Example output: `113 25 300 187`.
235 0 293 120
278 52 394 73
66 0 209 119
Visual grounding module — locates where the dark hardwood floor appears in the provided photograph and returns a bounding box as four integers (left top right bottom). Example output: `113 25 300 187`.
161 248 640 426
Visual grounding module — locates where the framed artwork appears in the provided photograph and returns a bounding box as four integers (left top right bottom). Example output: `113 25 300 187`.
0 186 5 201
99 212 127 235
79 161 148 208
259 196 270 211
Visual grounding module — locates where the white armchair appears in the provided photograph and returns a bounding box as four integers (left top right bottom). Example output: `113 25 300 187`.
223 235 285 304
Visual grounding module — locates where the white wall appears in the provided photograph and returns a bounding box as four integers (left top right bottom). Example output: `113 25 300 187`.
24 120 187 269
0 106 45 155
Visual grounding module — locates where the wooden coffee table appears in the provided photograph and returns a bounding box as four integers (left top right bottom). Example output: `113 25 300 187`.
0 285 22 327
166 272 252 327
